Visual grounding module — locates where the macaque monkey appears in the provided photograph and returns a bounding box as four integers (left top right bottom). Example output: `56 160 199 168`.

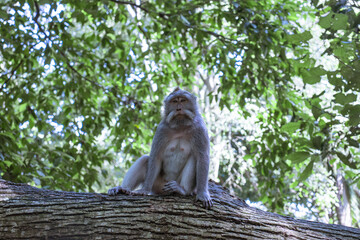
108 87 213 209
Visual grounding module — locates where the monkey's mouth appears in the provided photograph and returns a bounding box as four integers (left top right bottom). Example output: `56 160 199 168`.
171 114 190 122
173 110 194 119
174 112 188 117
166 110 195 124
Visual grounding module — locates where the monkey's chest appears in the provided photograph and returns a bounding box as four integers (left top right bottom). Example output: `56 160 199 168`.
162 138 192 181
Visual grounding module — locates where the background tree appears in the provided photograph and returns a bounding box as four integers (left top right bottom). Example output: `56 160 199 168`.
0 0 359 227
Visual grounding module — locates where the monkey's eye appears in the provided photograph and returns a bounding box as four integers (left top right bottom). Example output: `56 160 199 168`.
180 99 187 103
172 99 178 103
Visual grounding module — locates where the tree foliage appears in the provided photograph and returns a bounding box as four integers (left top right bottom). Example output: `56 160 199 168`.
0 0 359 227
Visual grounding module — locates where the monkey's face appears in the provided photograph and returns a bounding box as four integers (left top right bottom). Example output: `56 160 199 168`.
165 96 196 128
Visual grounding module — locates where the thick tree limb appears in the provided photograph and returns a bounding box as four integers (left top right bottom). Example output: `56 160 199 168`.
0 179 359 239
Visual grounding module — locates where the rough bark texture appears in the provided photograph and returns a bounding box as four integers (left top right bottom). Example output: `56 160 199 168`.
0 179 359 239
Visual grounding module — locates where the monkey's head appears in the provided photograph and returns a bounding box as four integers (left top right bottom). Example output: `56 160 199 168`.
163 87 198 128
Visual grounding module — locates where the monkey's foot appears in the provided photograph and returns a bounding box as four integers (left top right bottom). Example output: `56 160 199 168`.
163 181 186 195
108 186 132 195
196 191 213 209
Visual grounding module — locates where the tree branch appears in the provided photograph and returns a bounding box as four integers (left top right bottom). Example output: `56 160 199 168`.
109 0 238 46
57 51 105 90
1 179 360 239
333 55 360 73
0 60 24 93
109 0 169 20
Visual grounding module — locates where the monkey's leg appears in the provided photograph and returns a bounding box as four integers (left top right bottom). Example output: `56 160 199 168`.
163 156 196 195
108 155 148 195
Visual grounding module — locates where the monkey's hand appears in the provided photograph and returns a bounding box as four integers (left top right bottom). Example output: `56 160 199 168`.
108 186 132 195
196 191 213 209
163 181 186 195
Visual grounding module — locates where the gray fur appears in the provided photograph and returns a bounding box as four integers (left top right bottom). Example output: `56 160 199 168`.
108 88 212 209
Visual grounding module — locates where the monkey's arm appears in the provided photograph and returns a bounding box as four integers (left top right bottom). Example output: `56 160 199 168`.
194 120 213 209
140 123 167 194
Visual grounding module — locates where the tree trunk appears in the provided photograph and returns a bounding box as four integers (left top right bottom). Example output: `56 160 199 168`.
336 173 352 226
0 180 359 239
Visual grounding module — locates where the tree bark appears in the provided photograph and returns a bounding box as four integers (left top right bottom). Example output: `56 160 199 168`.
0 179 359 240
336 173 352 226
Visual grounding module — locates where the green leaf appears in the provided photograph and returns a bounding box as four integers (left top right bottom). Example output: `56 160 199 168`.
281 122 301 134
348 105 360 126
0 132 16 141
312 136 322 149
328 72 343 87
302 67 326 84
3 161 13 167
334 48 348 62
298 159 314 183
334 93 357 105
287 31 312 44
19 103 27 113
63 106 72 116
318 13 332 29
319 12 348 30
332 14 348 30
0 9 8 19
311 105 322 120
288 151 311 164
336 152 357 169
348 138 359 148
